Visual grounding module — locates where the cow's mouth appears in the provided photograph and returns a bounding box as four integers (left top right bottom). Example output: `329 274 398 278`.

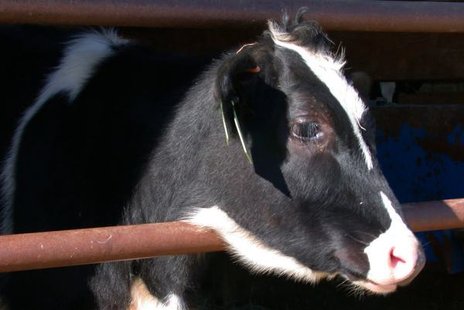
340 269 397 295
353 279 397 294
355 260 425 295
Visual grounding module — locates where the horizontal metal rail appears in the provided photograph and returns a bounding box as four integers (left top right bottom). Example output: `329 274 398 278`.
402 198 464 232
0 222 225 273
0 0 463 32
0 198 463 273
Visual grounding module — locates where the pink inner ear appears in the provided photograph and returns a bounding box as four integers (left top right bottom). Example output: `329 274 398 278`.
246 66 261 73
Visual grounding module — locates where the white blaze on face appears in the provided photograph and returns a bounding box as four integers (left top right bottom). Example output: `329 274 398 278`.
187 206 327 283
359 192 423 294
268 22 373 170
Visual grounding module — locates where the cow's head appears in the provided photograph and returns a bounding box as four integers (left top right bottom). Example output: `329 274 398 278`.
188 11 424 295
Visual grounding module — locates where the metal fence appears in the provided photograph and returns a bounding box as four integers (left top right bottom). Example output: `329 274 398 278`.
0 0 463 273
0 198 462 273
0 0 463 32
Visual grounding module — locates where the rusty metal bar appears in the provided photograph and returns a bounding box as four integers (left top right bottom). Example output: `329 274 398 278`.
0 198 463 273
403 198 464 232
0 0 463 33
0 222 225 273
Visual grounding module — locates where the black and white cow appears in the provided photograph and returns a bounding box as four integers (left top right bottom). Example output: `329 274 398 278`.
0 12 424 310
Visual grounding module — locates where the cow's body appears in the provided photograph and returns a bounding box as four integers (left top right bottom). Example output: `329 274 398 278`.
1 13 424 310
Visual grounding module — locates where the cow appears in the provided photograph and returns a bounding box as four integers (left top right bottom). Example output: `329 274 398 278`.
0 11 425 310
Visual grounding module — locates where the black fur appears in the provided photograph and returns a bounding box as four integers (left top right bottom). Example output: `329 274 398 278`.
2 15 410 309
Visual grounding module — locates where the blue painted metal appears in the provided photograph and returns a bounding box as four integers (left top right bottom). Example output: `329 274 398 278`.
375 104 464 273
377 125 464 203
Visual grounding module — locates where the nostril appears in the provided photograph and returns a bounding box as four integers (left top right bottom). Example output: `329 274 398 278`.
389 245 419 282
390 247 407 269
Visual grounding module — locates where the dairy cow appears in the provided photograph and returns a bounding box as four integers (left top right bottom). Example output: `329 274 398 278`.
0 12 424 310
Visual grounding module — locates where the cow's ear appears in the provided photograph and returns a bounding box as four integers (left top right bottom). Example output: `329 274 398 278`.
215 45 272 153
215 46 263 106
215 46 290 195
214 46 266 162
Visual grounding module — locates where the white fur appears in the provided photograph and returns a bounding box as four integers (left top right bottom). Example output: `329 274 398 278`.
41 29 128 103
268 22 373 170
131 294 183 310
0 30 128 233
379 191 412 235
363 192 419 286
130 278 184 310
187 206 326 283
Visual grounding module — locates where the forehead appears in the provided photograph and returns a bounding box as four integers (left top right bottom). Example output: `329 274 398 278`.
269 34 374 171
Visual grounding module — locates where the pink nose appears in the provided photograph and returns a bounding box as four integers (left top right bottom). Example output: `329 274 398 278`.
387 243 425 285
364 234 425 290
360 192 425 293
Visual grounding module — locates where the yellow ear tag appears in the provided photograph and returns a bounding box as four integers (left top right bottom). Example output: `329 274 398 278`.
220 101 230 145
231 100 253 164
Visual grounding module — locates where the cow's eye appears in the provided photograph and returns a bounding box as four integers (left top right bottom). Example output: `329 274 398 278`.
291 121 324 142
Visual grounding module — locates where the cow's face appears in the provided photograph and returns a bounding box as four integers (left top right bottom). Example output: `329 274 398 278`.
189 14 424 295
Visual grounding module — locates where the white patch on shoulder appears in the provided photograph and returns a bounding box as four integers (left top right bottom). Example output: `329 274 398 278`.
129 278 185 310
186 206 326 283
268 22 373 170
0 30 128 233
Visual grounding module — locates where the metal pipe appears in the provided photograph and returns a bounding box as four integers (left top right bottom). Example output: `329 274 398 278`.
0 199 463 273
0 0 463 33
0 222 225 272
403 198 464 232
